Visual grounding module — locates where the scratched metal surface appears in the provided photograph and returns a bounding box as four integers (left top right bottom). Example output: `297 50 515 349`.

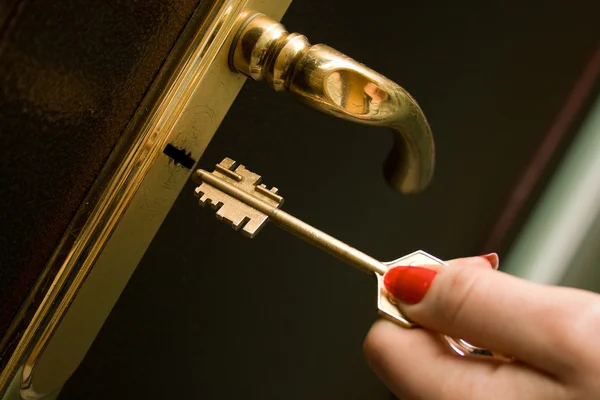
0 0 201 339
58 1 599 399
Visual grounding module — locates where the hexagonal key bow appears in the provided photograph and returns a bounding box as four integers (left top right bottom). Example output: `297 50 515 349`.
193 157 510 362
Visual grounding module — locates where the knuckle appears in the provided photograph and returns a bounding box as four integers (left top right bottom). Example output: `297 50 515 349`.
560 300 600 365
362 328 377 360
540 292 600 377
362 320 388 366
437 266 487 328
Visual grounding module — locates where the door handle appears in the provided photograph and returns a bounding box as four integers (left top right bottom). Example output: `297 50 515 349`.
230 12 434 194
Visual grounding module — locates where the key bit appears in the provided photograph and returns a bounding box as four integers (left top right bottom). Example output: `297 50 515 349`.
192 157 507 361
193 157 283 238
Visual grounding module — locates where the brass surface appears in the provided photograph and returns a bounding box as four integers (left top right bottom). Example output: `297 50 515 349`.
194 158 505 361
229 13 435 194
0 0 292 398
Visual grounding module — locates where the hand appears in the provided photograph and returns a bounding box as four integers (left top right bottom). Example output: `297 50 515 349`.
363 255 600 399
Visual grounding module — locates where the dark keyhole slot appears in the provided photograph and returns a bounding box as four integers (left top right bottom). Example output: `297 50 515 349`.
163 144 195 169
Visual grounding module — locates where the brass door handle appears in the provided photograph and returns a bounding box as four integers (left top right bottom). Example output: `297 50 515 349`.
230 12 434 194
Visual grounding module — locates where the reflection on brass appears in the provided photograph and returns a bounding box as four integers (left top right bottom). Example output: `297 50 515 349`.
194 158 507 361
229 13 434 194
0 0 292 398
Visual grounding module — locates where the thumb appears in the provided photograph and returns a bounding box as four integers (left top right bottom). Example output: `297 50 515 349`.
383 257 596 375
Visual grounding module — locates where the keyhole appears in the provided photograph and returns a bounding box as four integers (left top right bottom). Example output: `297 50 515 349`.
163 144 195 169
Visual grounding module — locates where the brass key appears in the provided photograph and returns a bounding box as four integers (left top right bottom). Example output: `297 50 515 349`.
192 157 507 361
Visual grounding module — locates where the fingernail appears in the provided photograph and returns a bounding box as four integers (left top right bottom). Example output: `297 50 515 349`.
480 253 499 269
383 266 438 305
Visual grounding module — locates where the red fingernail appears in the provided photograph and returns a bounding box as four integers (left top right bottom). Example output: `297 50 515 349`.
480 253 499 269
383 266 438 305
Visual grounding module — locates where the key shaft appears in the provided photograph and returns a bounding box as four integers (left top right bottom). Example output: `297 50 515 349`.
194 169 388 275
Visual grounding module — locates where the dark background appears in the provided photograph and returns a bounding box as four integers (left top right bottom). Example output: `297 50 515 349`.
8 0 596 399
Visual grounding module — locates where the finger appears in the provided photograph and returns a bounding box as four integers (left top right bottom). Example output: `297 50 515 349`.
364 319 565 400
447 253 499 269
384 259 600 376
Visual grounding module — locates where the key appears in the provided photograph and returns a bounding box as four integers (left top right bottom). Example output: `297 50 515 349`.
192 157 510 361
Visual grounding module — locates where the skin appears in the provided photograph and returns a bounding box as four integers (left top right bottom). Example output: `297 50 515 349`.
363 256 600 399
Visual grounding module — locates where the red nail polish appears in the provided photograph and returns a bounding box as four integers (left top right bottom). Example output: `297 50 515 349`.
383 266 437 305
480 253 499 269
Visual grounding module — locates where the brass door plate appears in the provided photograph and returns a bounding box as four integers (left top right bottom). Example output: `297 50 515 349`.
0 0 292 398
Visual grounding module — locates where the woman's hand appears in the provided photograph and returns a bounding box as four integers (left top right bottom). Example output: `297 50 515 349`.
363 255 600 399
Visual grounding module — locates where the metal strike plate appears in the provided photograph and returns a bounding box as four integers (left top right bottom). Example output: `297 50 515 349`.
194 157 283 238
376 250 446 328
